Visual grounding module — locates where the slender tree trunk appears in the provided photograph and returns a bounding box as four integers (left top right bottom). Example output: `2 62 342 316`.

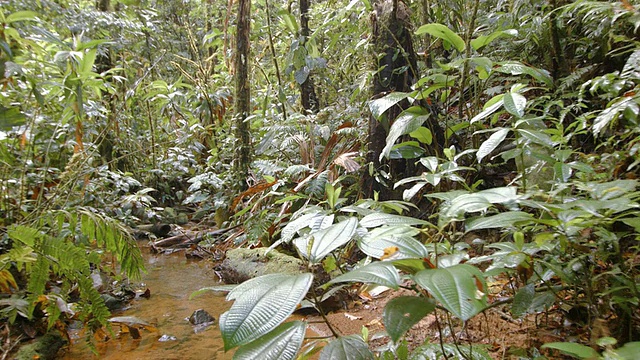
96 0 109 11
362 0 443 200
299 0 319 113
548 0 568 81
233 0 252 190
95 0 120 169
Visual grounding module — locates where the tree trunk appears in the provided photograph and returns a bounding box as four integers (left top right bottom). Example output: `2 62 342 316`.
362 0 444 200
299 0 319 113
233 0 252 190
96 0 109 11
95 0 121 170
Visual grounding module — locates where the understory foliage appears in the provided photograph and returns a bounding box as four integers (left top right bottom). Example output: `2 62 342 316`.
1 0 640 359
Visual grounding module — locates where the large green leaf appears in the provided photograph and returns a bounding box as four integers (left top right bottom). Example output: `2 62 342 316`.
517 129 555 148
503 92 526 118
415 23 465 53
440 187 521 226
233 321 306 360
380 107 430 161
294 217 358 263
465 211 533 231
220 273 313 350
511 284 535 319
541 342 599 359
360 213 429 228
470 94 504 124
369 92 411 119
319 335 374 360
358 231 429 260
476 127 509 163
279 211 328 244
470 29 517 51
383 296 435 343
5 11 38 24
495 61 553 88
410 343 492 360
326 261 401 289
414 264 487 321
0 106 27 131
409 126 433 145
615 342 640 360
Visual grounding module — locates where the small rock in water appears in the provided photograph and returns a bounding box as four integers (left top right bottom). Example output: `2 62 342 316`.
158 334 177 342
189 309 215 325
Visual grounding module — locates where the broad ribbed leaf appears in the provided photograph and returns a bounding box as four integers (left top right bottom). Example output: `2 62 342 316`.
616 342 640 360
465 211 533 231
327 261 401 289
6 11 38 23
380 108 430 161
441 194 492 226
440 187 521 227
409 126 433 145
233 321 306 360
383 296 435 343
414 264 487 321
517 129 555 148
476 127 509 163
360 213 429 228
294 217 358 263
470 95 504 124
279 212 327 244
220 273 313 350
369 92 410 119
511 284 535 318
358 234 429 260
415 23 465 53
496 61 553 87
503 92 526 118
541 343 599 359
470 29 517 51
319 335 374 360
411 343 492 360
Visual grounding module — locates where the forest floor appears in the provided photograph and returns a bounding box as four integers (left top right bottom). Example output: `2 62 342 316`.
303 283 583 359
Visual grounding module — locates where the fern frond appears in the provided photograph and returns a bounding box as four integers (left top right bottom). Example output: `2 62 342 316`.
559 64 597 93
77 275 111 331
305 171 329 198
76 209 144 279
26 255 49 315
253 160 285 176
284 164 314 178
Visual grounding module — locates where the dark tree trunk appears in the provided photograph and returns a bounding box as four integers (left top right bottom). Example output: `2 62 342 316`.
299 0 319 113
95 0 121 170
96 0 109 11
233 0 252 190
362 0 444 200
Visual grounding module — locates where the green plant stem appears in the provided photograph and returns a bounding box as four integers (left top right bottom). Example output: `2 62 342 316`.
310 283 340 338
145 101 157 169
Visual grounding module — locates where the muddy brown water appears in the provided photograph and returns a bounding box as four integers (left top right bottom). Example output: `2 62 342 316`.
62 247 233 359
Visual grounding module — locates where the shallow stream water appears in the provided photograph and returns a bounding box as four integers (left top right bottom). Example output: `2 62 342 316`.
62 246 233 359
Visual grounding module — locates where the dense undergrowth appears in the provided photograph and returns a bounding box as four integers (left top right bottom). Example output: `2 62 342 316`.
1 0 640 359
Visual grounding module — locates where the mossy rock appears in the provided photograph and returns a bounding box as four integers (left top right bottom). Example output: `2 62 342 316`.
14 331 67 360
217 248 305 284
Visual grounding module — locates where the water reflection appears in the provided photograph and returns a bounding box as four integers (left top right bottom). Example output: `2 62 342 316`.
63 247 233 359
